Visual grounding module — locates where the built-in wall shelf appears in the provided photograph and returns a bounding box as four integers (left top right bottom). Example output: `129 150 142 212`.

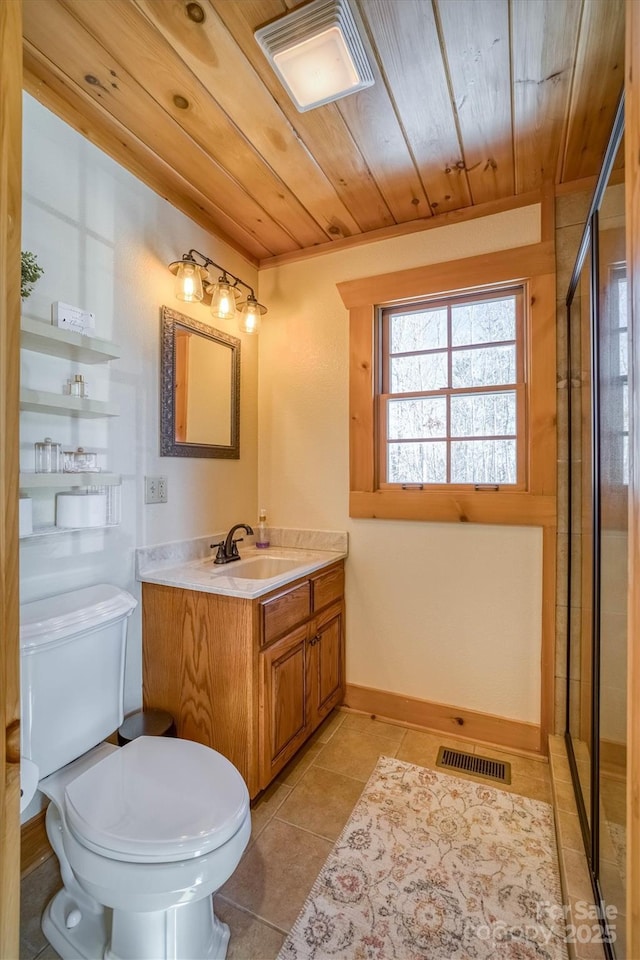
19 472 121 489
19 317 122 539
21 522 119 540
20 388 119 418
20 317 120 363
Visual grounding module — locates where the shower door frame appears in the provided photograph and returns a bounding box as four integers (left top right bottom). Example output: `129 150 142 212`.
564 92 625 960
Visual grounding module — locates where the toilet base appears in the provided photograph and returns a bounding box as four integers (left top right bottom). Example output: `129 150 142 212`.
107 894 230 960
42 887 111 960
43 885 231 960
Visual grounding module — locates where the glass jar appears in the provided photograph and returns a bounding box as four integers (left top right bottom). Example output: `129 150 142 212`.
34 437 62 473
63 447 99 473
88 484 121 525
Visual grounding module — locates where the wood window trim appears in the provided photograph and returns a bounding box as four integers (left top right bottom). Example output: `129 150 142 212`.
339 240 557 527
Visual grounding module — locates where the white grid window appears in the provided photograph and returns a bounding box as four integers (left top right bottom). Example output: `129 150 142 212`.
378 287 526 488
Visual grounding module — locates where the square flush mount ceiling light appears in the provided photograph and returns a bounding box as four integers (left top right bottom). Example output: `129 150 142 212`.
255 0 374 112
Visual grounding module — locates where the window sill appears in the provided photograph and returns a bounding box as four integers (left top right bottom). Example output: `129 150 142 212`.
350 488 556 526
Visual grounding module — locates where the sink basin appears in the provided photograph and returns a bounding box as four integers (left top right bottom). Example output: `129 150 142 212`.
213 556 303 580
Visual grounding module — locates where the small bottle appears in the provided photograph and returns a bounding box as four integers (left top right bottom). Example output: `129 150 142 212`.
255 509 270 549
64 374 88 398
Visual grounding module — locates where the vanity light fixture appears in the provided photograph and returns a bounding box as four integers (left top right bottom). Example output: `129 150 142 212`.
168 250 266 335
170 256 207 303
254 0 374 113
208 274 238 321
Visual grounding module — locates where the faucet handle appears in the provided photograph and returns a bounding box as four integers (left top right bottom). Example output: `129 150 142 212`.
210 541 226 563
230 537 244 557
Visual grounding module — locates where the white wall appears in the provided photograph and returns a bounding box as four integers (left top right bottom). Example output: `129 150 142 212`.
20 95 259 716
258 205 544 724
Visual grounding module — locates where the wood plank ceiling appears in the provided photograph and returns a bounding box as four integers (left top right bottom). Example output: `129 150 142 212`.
22 0 625 265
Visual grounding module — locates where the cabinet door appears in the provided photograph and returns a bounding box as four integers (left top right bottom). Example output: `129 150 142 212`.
260 624 310 786
310 603 344 724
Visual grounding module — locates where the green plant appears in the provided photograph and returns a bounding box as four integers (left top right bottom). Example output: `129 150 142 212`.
21 251 44 299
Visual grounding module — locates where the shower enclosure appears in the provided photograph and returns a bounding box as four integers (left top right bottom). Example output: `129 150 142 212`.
565 96 626 958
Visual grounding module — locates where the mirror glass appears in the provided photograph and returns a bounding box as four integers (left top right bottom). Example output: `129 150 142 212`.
160 306 240 458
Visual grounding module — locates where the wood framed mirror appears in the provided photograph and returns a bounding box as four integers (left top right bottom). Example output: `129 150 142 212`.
160 305 240 458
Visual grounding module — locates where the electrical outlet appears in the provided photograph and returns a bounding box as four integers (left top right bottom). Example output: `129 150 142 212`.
145 476 168 504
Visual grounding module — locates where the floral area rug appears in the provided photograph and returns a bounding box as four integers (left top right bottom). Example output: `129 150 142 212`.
278 756 568 959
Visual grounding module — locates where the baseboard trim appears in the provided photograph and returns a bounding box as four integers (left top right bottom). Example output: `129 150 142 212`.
344 684 542 755
21 807 52 878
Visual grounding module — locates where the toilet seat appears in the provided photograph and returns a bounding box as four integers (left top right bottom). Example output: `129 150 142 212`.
64 736 250 864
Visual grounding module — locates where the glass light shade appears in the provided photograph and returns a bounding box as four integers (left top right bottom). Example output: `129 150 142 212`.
273 27 359 109
238 297 265 335
209 278 237 320
173 259 204 302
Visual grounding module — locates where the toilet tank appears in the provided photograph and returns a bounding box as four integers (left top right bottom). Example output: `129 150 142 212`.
20 584 137 778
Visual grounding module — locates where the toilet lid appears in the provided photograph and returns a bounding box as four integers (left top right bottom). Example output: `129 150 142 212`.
64 737 250 863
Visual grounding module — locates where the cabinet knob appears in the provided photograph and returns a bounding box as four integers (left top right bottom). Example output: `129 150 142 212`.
309 633 321 646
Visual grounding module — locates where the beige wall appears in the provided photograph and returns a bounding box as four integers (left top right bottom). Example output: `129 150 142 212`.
258 205 545 724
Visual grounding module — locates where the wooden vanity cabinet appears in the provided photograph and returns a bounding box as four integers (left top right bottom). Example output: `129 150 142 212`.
142 560 344 798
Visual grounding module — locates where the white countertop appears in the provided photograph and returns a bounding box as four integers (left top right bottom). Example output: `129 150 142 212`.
137 545 346 599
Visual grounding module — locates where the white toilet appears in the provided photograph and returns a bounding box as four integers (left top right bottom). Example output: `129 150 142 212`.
20 583 251 960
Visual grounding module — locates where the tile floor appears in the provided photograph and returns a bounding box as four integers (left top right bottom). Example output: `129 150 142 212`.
22 710 561 960
549 736 625 960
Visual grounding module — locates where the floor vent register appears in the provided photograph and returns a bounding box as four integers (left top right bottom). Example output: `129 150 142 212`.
436 746 511 784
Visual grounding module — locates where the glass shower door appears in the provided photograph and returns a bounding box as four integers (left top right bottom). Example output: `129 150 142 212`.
565 100 626 957
567 247 593 830
596 158 627 955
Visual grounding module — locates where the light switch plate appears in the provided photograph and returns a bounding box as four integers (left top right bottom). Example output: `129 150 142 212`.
145 476 168 504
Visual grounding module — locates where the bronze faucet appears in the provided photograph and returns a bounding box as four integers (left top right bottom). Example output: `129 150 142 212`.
211 523 254 564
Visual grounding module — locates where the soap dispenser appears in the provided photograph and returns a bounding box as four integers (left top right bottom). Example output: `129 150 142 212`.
255 509 270 549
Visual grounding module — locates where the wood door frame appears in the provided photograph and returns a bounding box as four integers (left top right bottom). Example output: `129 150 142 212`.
0 0 22 954
625 4 640 953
